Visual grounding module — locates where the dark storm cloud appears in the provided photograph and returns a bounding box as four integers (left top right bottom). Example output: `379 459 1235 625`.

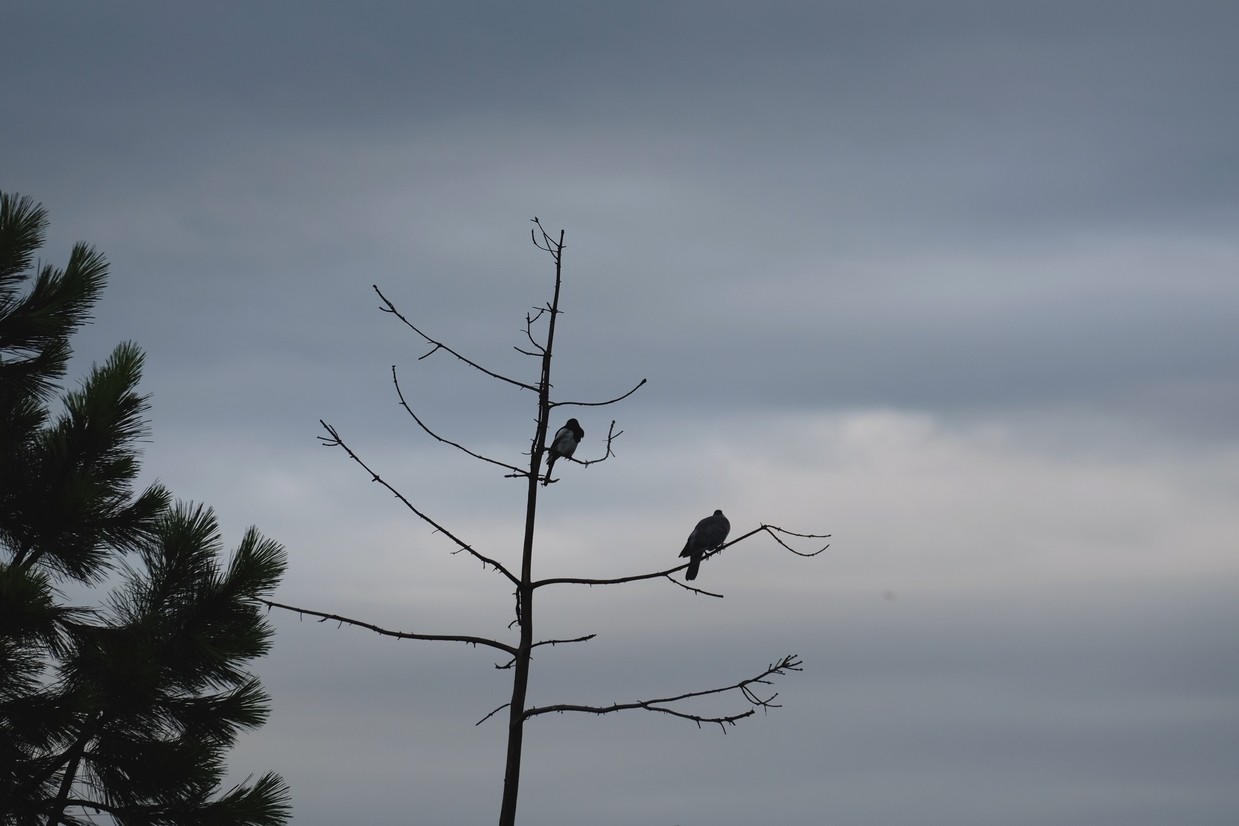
7 0 1236 424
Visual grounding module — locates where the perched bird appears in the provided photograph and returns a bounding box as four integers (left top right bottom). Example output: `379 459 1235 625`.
544 418 584 485
679 509 730 581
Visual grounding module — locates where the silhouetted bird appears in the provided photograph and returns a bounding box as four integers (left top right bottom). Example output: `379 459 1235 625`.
544 418 584 485
679 509 730 580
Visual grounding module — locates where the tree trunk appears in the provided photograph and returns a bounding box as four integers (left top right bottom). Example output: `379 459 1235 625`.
497 580 532 826
497 226 564 826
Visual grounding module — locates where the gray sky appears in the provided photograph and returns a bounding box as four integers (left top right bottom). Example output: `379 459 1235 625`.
5 2 1238 824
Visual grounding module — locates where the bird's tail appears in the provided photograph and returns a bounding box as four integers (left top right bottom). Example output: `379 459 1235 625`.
684 555 701 581
543 453 556 485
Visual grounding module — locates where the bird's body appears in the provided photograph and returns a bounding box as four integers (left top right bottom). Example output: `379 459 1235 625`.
679 509 730 580
544 418 584 484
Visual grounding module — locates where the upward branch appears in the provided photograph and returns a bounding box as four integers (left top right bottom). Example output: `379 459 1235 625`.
390 366 530 477
374 285 539 392
317 421 519 586
548 378 648 410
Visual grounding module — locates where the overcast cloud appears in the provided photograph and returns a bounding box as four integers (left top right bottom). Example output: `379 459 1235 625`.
3 2 1238 824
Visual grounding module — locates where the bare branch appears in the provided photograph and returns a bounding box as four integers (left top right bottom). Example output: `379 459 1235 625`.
537 420 623 485
521 310 548 356
762 524 832 556
493 633 599 671
531 633 597 650
665 575 727 598
534 562 725 594
374 284 539 392
549 377 647 410
531 524 826 590
391 366 530 477
318 420 520 586
569 419 620 469
530 217 563 256
260 598 517 656
476 703 511 727
521 655 803 731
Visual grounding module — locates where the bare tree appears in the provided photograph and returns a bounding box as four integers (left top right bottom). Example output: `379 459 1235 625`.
262 220 828 826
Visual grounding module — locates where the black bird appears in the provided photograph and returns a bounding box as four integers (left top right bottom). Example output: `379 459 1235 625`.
679 509 730 580
544 418 584 484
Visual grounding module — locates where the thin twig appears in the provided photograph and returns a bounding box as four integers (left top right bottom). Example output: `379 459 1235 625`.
569 420 621 469
476 703 511 727
549 378 647 409
533 420 623 484
532 633 597 649
530 217 563 256
762 524 832 556
391 366 530 476
493 633 599 670
521 311 548 355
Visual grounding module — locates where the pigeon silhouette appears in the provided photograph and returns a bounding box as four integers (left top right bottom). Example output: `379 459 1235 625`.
544 418 584 485
679 509 730 580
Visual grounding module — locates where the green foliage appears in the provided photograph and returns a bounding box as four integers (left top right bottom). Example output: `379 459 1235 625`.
0 193 290 826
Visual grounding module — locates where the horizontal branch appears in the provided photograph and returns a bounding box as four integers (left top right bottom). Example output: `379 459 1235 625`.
390 366 530 476
533 562 725 596
261 598 517 656
374 284 539 392
549 377 647 409
521 654 803 731
318 420 520 586
494 633 599 670
531 524 829 591
532 633 597 650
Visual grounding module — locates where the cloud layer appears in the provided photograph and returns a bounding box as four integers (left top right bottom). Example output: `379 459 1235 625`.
4 2 1237 824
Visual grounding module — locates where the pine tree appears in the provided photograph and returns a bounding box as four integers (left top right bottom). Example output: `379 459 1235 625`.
0 192 290 826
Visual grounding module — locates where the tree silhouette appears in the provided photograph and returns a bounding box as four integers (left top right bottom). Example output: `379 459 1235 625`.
262 219 828 826
0 192 290 826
